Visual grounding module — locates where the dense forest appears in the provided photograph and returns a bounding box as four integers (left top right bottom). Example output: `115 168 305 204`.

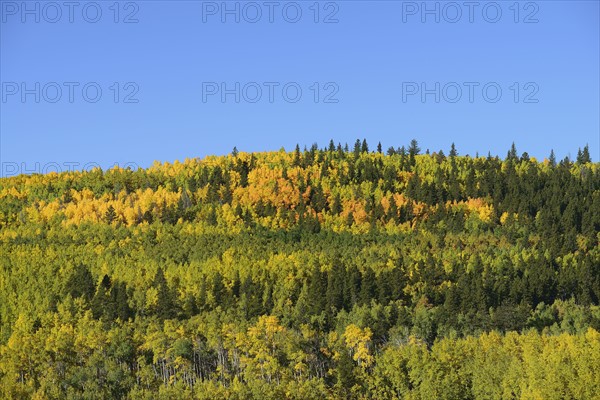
0 140 599 399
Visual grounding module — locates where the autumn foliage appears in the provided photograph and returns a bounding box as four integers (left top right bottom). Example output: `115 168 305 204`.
0 141 598 399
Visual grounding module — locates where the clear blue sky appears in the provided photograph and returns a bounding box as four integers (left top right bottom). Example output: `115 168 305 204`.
1 0 599 174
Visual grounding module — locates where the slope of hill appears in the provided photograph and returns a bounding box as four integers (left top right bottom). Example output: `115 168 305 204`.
0 141 599 399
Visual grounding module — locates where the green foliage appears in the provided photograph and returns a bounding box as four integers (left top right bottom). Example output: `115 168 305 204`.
0 140 598 398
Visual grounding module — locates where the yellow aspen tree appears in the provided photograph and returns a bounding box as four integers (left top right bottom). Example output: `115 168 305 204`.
343 324 374 368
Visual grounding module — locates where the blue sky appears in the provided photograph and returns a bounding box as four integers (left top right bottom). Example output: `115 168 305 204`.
1 0 599 175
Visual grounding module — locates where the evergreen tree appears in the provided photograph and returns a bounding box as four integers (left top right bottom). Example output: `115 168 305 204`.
449 143 458 158
387 196 399 222
360 268 376 305
308 265 327 316
328 139 336 152
293 144 301 166
326 264 345 312
65 264 95 302
241 275 264 318
549 149 557 166
361 139 369 153
335 348 356 392
577 145 591 164
346 212 354 227
110 281 133 321
353 139 362 158
105 205 117 224
408 139 420 167
507 142 518 161
153 268 177 320
408 139 421 156
91 274 112 319
332 193 343 215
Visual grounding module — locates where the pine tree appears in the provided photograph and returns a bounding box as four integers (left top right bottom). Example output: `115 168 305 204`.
153 268 177 320
110 281 133 321
387 196 399 223
293 144 301 166
326 264 345 312
359 268 376 305
406 174 421 201
328 139 336 152
377 142 382 154
353 139 362 158
336 142 344 157
549 149 557 166
241 275 264 318
332 193 343 215
582 144 591 162
408 139 420 156
308 265 327 316
360 139 368 153
243 209 254 227
310 184 327 213
346 212 354 227
91 274 112 319
577 145 591 164
400 202 414 223
408 139 420 167
65 264 95 302
345 265 362 307
335 348 356 392
105 205 117 224
437 150 446 162
449 143 458 158
507 142 518 161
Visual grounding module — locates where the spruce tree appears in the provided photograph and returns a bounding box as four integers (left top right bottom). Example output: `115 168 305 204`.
65 264 95 302
577 145 591 164
154 268 177 320
105 205 117 224
549 149 557 166
328 139 336 152
353 139 361 158
408 139 420 167
507 142 518 161
91 274 112 319
449 143 458 158
332 193 343 215
387 196 399 223
408 139 420 156
293 144 301 166
361 139 369 153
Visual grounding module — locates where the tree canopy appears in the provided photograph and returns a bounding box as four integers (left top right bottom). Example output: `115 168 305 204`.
0 140 598 399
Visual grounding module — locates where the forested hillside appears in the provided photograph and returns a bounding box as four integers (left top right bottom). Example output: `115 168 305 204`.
1 140 599 399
